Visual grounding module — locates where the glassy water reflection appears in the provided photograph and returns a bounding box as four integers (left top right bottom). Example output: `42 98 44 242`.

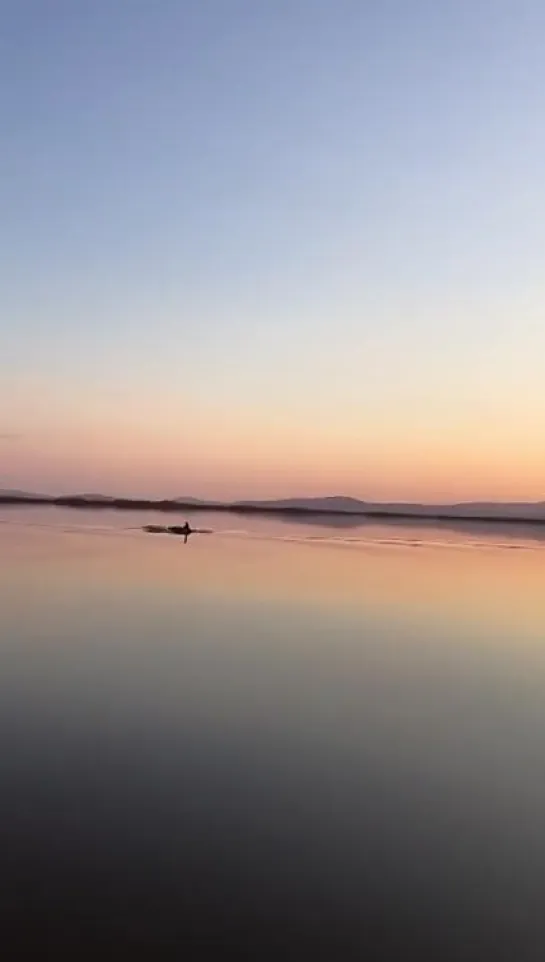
2 510 545 958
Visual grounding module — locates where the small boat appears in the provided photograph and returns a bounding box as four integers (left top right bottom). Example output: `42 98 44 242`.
142 521 195 539
167 523 192 537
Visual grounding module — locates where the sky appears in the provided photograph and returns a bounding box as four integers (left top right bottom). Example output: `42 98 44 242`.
2 0 545 502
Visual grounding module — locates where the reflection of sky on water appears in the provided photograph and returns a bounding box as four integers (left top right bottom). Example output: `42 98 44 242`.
269 508 545 544
4 502 545 547
2 516 545 956
2 507 545 643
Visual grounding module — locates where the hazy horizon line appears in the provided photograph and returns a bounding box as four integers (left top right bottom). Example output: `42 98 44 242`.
2 488 544 509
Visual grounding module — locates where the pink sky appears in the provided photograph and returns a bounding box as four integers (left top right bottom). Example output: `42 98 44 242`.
3 400 545 503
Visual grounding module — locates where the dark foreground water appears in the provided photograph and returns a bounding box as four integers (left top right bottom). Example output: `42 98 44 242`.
2 508 545 959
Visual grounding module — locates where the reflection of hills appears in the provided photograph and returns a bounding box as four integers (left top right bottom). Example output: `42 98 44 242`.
269 511 545 543
237 496 545 521
271 512 371 530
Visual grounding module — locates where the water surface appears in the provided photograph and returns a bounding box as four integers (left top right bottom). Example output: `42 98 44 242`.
2 507 545 958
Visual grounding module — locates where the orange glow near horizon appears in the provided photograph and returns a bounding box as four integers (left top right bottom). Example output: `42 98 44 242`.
6 430 545 504
4 377 545 502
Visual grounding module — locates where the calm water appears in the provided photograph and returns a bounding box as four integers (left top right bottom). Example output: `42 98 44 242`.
2 506 545 959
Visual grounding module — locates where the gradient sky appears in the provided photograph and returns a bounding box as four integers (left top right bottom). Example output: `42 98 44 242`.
2 0 545 501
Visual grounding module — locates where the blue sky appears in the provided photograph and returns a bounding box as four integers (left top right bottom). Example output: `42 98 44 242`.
2 0 545 499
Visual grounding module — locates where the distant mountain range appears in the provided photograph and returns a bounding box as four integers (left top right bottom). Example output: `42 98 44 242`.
233 496 367 512
0 489 45 500
2 490 545 523
233 495 545 520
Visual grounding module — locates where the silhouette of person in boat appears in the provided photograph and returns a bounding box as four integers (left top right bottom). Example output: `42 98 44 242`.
143 522 194 543
167 522 193 543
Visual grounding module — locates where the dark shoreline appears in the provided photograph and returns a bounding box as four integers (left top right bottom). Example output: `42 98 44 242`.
2 495 545 527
